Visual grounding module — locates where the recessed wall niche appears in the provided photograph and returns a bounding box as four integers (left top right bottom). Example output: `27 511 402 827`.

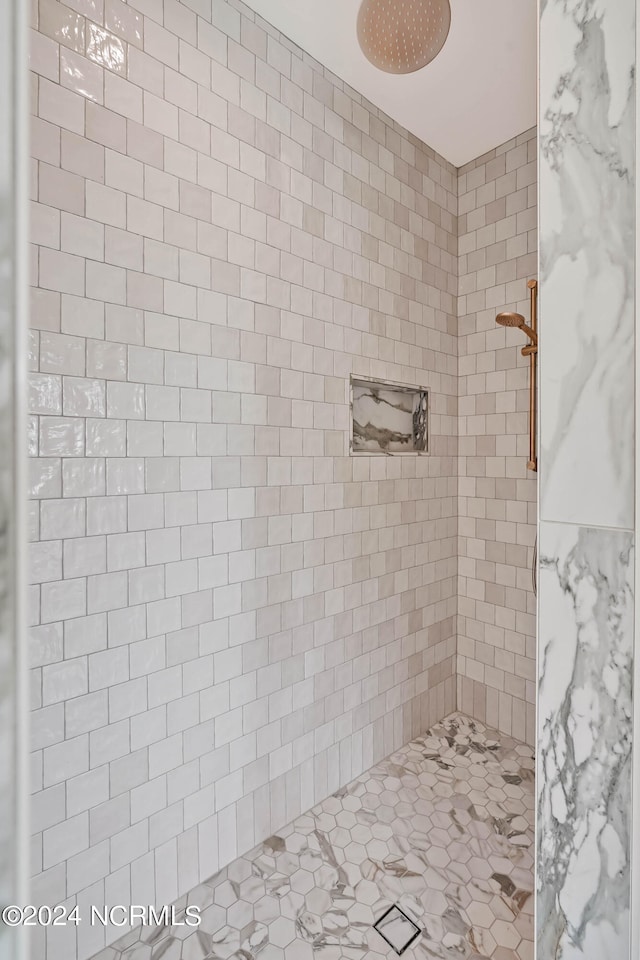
350 375 429 455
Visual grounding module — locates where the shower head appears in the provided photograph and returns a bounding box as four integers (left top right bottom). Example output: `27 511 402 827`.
496 311 526 328
496 311 538 346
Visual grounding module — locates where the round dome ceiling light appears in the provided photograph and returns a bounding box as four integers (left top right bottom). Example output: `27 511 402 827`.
357 0 451 75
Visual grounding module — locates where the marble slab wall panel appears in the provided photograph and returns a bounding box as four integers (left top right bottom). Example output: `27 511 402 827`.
539 0 635 529
537 521 633 959
538 2 636 959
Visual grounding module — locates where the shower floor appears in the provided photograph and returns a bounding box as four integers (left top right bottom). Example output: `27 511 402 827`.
96 714 534 960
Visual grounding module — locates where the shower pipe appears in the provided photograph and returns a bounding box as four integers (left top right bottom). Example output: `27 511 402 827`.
495 278 538 472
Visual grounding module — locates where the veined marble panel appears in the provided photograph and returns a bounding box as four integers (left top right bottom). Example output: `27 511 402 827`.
539 0 635 528
537 521 633 959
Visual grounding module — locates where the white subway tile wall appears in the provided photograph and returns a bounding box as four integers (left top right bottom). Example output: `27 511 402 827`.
456 128 537 746
28 1 459 957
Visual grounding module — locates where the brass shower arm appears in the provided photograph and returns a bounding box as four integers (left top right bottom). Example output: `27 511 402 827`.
517 324 537 346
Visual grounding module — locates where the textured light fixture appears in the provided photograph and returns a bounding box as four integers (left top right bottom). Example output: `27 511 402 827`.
357 0 451 74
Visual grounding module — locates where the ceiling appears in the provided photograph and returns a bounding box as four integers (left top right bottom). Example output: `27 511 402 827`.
241 0 537 168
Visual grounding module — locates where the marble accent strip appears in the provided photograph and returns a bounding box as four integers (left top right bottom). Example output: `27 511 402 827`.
537 521 634 959
632 5 640 952
539 0 635 529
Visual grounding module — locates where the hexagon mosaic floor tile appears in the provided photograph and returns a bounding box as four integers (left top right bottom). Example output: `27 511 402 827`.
93 714 534 960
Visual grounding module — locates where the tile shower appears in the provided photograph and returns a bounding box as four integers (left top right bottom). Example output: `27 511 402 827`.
456 130 537 746
26 1 536 959
94 715 534 960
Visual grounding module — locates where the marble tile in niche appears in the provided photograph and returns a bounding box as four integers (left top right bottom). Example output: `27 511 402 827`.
350 375 429 455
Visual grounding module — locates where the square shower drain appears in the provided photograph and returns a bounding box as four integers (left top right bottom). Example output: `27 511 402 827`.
373 904 421 955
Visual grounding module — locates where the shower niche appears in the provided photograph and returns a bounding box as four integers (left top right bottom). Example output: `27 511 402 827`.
350 375 429 455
